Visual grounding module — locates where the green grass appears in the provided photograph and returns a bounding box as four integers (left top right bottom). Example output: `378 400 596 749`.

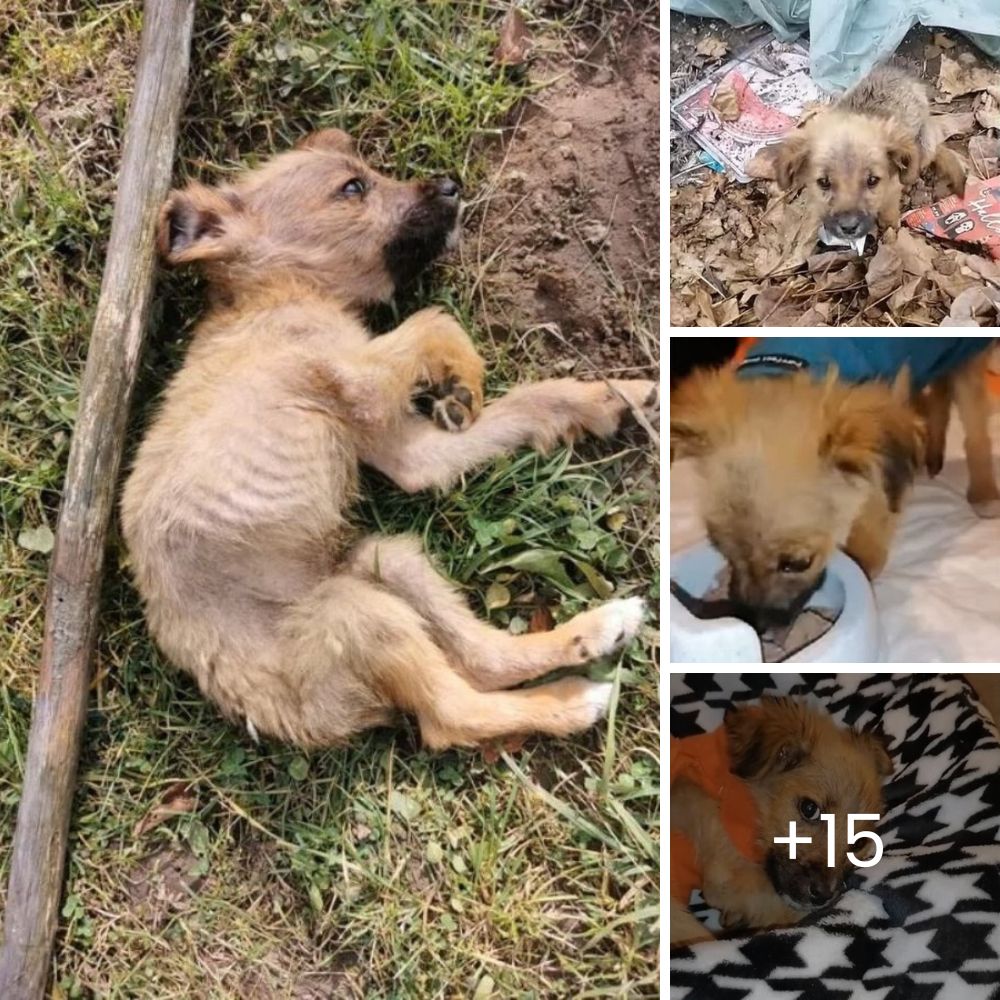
1 2 659 997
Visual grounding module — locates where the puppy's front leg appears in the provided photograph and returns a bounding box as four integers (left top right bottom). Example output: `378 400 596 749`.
359 378 658 493
951 353 1000 517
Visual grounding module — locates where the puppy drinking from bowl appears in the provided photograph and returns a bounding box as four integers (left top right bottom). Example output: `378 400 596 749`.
670 697 891 947
670 337 998 638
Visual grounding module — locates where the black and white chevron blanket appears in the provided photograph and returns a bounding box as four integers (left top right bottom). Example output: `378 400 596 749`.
670 673 1000 1000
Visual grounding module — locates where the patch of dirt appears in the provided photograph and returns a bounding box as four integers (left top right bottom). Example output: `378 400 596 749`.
668 17 1000 327
472 18 659 373
124 846 206 930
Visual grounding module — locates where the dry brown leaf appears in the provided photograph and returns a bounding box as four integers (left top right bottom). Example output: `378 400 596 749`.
866 243 903 299
893 229 937 277
933 32 957 50
941 284 1000 326
974 91 1000 131
711 78 741 122
937 54 999 102
958 253 1000 285
928 263 979 300
795 306 830 326
133 781 197 838
926 112 975 145
889 275 924 313
753 285 809 325
817 261 864 292
968 135 1000 180
494 6 531 67
528 605 555 633
480 733 529 763
695 35 729 60
714 297 741 326
693 285 717 326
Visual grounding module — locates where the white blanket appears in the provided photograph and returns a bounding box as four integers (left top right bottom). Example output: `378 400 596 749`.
671 408 1000 663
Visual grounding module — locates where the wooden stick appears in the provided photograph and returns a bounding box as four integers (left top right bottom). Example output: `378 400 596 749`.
0 2 194 995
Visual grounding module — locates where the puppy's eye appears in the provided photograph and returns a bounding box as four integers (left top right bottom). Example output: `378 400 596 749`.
817 177 831 191
799 798 820 821
777 554 812 574
339 177 366 197
867 174 880 188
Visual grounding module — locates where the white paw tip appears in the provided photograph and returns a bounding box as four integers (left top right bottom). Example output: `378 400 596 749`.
584 682 615 721
598 596 646 650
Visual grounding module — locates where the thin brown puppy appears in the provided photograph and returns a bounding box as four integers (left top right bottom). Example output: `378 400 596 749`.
122 129 657 750
773 65 966 242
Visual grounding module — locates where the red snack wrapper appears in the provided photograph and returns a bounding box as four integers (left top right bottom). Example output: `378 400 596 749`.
901 176 1000 260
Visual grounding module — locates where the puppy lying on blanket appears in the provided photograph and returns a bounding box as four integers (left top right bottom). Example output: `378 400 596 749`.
670 697 891 948
671 336 998 633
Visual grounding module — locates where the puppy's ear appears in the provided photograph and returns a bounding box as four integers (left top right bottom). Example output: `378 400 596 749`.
773 130 811 191
819 376 924 512
157 184 244 266
725 698 812 780
295 128 356 155
670 367 733 462
853 727 893 778
884 121 920 184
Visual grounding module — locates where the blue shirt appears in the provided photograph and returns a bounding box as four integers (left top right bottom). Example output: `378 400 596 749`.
737 338 992 391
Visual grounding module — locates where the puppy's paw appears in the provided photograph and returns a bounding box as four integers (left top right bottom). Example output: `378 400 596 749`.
969 495 1000 519
925 445 944 477
411 332 485 433
610 380 659 433
412 372 482 432
564 597 645 664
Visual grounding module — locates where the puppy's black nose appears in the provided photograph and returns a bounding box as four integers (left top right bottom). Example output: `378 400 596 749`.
807 877 838 906
833 212 868 238
434 178 461 199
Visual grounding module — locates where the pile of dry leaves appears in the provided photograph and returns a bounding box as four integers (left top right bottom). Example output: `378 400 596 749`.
670 36 1000 328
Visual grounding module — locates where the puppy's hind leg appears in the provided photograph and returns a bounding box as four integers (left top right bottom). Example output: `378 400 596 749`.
285 573 616 750
347 535 644 690
918 377 952 477
951 353 1000 517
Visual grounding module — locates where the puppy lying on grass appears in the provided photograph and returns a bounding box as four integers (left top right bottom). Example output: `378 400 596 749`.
670 697 891 948
773 65 965 244
122 129 657 751
670 337 998 633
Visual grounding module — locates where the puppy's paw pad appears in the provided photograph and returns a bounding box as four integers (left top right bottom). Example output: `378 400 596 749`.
970 497 1000 519
412 373 481 432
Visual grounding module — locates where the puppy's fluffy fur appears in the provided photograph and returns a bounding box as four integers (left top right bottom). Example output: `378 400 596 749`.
774 65 965 241
670 697 891 948
122 129 657 750
671 352 999 628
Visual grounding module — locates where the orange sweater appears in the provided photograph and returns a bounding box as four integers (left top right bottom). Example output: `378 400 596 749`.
670 726 763 904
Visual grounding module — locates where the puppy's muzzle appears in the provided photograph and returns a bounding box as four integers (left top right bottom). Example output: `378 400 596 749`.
826 211 874 240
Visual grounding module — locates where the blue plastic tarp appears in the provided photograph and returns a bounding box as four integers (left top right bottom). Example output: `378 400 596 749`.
671 0 1000 91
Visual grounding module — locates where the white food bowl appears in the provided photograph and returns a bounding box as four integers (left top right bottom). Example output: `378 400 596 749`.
670 541 883 663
